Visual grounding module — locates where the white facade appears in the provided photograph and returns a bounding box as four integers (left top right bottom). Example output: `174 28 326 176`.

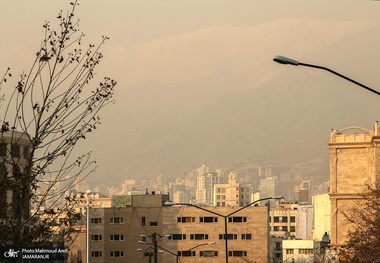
196 172 223 205
282 240 314 263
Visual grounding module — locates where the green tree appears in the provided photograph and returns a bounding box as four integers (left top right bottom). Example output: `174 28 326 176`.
342 182 380 262
0 0 115 247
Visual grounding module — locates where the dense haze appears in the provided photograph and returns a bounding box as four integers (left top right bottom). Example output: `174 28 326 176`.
1 0 380 186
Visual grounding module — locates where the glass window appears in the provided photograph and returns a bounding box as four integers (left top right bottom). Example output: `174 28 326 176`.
11 144 20 158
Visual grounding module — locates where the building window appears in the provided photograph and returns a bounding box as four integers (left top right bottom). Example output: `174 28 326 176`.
221 195 226 200
290 216 296 223
276 242 281 250
273 216 279 223
282 226 288 232
23 146 29 160
228 216 247 223
110 234 124 241
110 217 124 224
290 226 296 232
219 234 237 240
0 143 6 157
229 251 247 257
144 252 153 257
178 251 196 257
216 188 221 193
286 249 294 255
110 251 124 257
282 216 288 223
200 217 218 223
150 221 158 227
200 251 218 257
90 218 102 224
222 202 225 206
177 217 195 223
141 217 146 226
91 251 102 257
169 234 186 240
299 249 313 254
241 234 252 240
11 144 20 158
216 195 220 200
91 235 102 241
274 226 279 231
217 202 220 206
190 234 208 240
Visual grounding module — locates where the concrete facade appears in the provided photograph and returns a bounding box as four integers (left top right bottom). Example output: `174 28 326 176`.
270 203 298 238
329 124 380 247
86 194 269 263
312 193 331 241
282 240 314 263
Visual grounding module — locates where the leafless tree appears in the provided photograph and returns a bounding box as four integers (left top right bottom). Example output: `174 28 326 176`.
342 182 380 262
0 0 116 247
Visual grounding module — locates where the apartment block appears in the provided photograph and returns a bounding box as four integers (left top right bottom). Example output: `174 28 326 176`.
213 173 252 207
85 193 269 263
269 202 298 237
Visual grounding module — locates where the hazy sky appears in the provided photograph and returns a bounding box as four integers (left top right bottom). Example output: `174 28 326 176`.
1 0 380 186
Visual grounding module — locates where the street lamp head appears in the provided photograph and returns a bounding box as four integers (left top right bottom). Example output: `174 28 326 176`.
138 241 146 244
137 249 143 251
164 201 175 206
272 195 284 200
208 241 216 245
164 234 171 238
273 55 299 66
140 235 146 238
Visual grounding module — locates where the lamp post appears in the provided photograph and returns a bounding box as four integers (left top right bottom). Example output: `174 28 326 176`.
273 55 380 96
139 233 170 263
165 196 283 263
138 240 216 263
137 247 154 263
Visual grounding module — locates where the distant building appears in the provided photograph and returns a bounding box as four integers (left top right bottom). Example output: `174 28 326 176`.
196 172 224 205
313 193 331 241
213 173 252 207
329 124 380 247
259 176 278 201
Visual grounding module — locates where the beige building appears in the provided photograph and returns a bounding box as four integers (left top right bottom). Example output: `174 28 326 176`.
85 193 269 263
329 124 380 247
270 202 298 238
196 172 224 205
213 173 252 207
282 240 314 263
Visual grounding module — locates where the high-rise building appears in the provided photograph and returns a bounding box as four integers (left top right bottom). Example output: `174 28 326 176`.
329 123 380 248
196 172 224 205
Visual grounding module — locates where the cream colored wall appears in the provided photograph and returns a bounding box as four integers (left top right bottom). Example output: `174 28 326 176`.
313 193 330 241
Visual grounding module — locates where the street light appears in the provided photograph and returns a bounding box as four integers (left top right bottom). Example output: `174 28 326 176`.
139 240 216 263
138 233 170 263
165 196 283 263
273 55 380 96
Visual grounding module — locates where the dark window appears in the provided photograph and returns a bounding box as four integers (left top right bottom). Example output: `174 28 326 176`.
274 226 279 231
150 221 158 227
276 242 282 250
241 234 251 240
11 144 20 158
110 234 124 241
91 251 102 257
290 226 296 232
228 216 247 223
91 218 102 224
190 234 208 240
219 234 237 240
200 251 218 257
178 251 195 257
282 216 288 223
275 252 281 258
229 251 247 257
169 234 186 240
178 217 195 223
286 249 294 254
144 252 153 257
110 251 124 257
110 217 124 224
141 217 146 226
200 217 217 223
290 216 296 223
0 143 6 156
282 226 288 232
91 235 102 241
274 217 279 223
23 146 29 160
